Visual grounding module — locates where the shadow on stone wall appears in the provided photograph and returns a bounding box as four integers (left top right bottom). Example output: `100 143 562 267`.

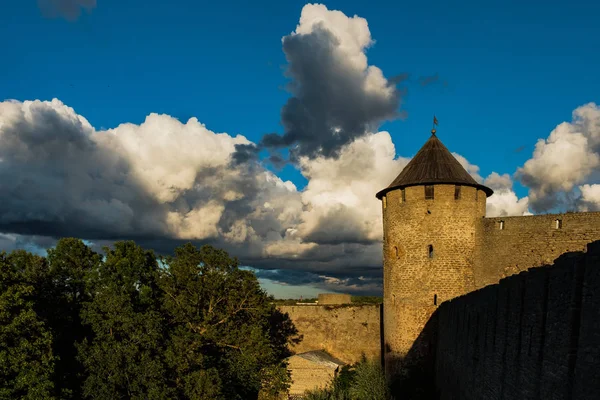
391 240 600 400
388 309 439 400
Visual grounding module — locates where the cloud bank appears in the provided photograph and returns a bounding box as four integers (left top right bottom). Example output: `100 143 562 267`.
3 4 599 295
516 103 600 212
0 97 403 294
258 4 404 161
8 95 595 294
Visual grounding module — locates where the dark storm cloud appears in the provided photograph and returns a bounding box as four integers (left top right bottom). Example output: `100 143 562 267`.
0 100 166 241
0 96 383 290
267 153 287 170
230 143 260 165
37 0 97 21
0 233 57 255
258 25 402 160
253 267 383 296
0 2 409 295
302 207 375 245
255 269 325 286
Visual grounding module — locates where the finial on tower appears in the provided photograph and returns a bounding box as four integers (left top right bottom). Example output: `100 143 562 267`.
431 115 438 135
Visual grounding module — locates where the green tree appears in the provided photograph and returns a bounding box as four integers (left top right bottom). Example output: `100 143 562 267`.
78 241 171 399
158 243 299 399
0 251 56 400
42 238 102 398
303 357 390 400
347 357 390 400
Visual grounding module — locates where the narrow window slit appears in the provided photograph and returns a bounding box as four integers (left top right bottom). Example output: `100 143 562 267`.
454 185 461 200
425 185 434 200
428 245 434 259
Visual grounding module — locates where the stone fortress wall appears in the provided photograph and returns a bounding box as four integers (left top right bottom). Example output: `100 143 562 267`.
434 241 600 400
475 211 600 288
278 303 382 364
370 131 600 396
317 293 352 305
278 210 600 383
278 125 600 395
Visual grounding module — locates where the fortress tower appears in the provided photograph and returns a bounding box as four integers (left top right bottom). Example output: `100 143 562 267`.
376 128 493 381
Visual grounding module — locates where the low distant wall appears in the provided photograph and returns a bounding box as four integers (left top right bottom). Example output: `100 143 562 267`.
279 304 382 364
318 293 351 305
434 241 600 400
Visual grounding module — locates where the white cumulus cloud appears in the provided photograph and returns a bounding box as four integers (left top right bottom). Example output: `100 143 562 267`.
516 103 600 212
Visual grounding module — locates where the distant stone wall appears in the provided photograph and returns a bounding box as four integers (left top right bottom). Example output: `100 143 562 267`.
433 241 600 400
278 304 381 364
287 356 337 395
317 293 351 305
476 212 600 288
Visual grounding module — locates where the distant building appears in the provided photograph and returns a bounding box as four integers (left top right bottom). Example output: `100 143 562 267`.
317 293 351 305
286 351 345 397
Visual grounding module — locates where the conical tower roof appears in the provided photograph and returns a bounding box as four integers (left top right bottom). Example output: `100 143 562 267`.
376 131 493 199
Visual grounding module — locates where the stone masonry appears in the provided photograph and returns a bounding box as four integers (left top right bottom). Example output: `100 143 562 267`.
377 131 600 382
278 304 381 364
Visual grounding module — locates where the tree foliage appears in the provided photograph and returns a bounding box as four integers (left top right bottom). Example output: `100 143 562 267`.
303 356 390 400
0 239 299 400
78 241 170 399
0 251 55 400
44 238 102 398
158 243 296 399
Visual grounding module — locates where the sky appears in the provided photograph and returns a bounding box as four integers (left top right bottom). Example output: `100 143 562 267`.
0 0 599 297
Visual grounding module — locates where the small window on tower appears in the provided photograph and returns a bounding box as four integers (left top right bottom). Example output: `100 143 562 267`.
401 189 406 202
434 294 438 306
382 196 387 209
499 220 504 230
393 246 398 258
455 185 461 200
425 185 434 200
428 245 434 258
555 219 562 229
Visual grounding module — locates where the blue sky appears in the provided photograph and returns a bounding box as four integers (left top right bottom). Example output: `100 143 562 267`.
1 0 599 297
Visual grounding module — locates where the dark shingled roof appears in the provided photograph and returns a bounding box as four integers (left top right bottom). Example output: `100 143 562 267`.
376 132 494 199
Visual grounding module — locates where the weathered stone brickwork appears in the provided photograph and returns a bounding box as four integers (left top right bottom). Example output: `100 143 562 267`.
379 133 600 384
286 351 343 396
278 304 381 364
475 212 600 287
382 184 486 378
434 241 600 400
317 293 352 305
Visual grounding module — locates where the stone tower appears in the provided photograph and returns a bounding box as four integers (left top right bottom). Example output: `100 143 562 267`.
376 129 493 382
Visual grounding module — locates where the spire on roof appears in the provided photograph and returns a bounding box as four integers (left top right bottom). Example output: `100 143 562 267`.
376 127 493 199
